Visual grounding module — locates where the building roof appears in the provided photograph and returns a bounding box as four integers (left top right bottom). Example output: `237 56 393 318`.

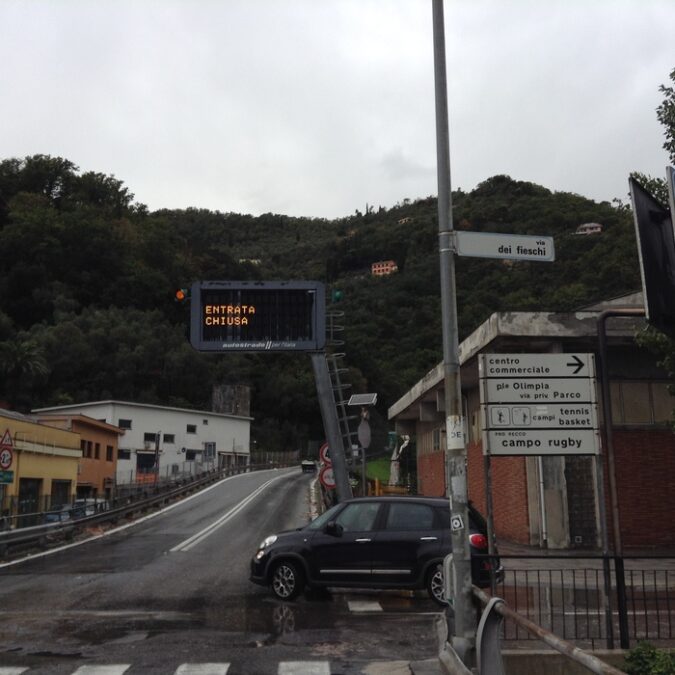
32 399 253 421
388 292 647 421
35 413 125 435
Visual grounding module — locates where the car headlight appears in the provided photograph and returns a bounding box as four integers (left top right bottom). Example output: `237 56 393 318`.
259 534 278 549
255 534 278 560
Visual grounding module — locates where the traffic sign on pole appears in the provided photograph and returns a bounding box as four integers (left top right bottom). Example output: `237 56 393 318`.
319 442 331 465
486 428 601 455
319 465 336 490
479 353 599 455
454 231 555 262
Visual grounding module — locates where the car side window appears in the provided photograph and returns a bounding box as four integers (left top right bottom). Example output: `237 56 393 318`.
385 503 435 531
335 503 380 532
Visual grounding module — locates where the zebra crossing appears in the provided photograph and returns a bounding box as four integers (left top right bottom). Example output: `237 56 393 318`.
0 662 342 675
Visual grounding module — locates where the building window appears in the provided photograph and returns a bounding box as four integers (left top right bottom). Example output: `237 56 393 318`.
80 440 86 456
204 442 216 460
144 432 159 443
187 424 197 434
106 445 113 462
163 434 175 444
203 419 208 425
118 448 131 460
610 380 674 426
95 443 100 460
118 419 132 430
432 428 442 452
186 449 197 460
86 441 93 458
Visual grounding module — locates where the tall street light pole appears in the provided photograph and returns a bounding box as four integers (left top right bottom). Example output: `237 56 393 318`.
432 0 475 666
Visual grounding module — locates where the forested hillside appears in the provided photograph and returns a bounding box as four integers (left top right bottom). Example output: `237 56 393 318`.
0 156 641 454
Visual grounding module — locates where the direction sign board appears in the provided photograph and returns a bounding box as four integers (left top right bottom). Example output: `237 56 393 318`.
482 403 598 429
479 353 593 379
482 377 596 404
454 231 555 262
479 353 599 456
486 429 600 455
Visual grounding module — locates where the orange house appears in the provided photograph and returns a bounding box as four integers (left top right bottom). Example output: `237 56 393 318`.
37 414 123 501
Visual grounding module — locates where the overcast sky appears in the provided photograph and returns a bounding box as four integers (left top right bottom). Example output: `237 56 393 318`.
2 1 674 219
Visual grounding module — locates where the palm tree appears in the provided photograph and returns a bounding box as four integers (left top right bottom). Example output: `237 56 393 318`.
0 338 49 407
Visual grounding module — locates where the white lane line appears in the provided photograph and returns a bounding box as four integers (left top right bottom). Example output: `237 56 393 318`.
0 668 29 675
175 664 230 674
278 663 331 675
0 468 296 570
170 473 290 552
72 666 131 675
348 600 383 612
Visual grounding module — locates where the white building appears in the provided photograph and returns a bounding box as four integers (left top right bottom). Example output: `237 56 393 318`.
33 401 252 484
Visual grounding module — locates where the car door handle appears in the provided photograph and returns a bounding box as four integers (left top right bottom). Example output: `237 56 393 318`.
420 536 438 541
355 538 372 543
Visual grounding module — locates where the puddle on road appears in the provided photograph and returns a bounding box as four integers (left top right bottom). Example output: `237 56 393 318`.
11 589 437 652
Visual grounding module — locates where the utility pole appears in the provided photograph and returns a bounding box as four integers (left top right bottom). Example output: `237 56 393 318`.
432 0 475 667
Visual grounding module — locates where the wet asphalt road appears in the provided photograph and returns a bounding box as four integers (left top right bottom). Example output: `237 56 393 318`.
0 468 442 674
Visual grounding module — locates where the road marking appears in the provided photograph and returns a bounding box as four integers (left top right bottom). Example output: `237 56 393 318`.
278 663 330 675
72 667 130 675
348 601 383 612
175 664 230 674
170 473 290 552
0 668 29 675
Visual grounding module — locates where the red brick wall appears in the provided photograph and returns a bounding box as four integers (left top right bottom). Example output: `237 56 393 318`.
612 429 675 549
467 441 530 544
420 442 531 544
417 452 446 497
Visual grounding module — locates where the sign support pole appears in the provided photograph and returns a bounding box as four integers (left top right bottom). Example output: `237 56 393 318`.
311 353 352 502
432 0 474 666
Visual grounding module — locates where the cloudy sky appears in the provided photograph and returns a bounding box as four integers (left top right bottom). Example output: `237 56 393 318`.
2 1 674 219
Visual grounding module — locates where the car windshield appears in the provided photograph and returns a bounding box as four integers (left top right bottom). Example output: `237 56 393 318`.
304 503 342 530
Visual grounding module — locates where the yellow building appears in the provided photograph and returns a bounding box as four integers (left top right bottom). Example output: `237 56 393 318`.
0 409 81 519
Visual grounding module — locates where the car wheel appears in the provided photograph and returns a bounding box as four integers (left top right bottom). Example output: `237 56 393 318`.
270 560 304 600
427 563 447 606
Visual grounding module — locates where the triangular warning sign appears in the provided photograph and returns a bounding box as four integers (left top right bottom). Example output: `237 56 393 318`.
0 429 13 448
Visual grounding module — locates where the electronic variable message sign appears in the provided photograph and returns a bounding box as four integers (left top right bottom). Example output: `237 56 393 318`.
189 281 326 352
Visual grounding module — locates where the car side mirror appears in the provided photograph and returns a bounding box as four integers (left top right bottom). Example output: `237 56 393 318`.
325 521 343 537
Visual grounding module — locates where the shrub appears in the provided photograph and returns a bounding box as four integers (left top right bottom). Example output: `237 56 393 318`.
624 642 675 675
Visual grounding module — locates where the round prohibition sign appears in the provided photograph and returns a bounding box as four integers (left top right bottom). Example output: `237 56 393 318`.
319 465 336 490
0 447 13 470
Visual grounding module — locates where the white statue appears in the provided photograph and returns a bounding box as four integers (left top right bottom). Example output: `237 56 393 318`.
388 434 410 486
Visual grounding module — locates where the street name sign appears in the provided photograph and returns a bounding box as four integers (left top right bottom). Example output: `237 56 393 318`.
479 353 599 455
454 231 555 262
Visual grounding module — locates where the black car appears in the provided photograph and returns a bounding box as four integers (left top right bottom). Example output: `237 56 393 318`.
250 496 499 605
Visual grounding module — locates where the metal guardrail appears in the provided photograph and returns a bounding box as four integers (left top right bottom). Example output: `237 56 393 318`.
472 586 626 674
0 463 289 559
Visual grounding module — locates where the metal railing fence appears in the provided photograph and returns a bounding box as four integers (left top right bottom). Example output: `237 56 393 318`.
482 553 675 650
